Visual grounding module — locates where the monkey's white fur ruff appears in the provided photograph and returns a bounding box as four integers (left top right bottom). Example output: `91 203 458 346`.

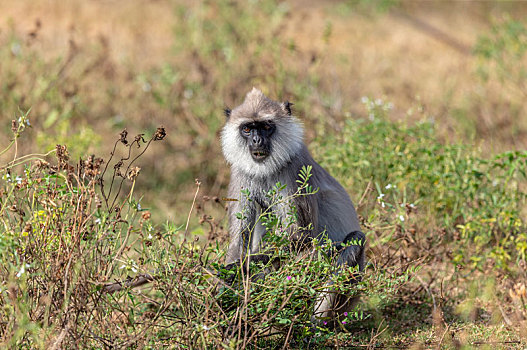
221 88 304 177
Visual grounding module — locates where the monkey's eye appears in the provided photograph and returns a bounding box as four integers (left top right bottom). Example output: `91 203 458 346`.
242 126 251 134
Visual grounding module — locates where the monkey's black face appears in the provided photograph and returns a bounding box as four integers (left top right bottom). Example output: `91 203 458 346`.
240 121 276 162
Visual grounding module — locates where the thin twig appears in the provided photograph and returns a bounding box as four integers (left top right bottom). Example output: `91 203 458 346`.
0 149 57 172
99 139 120 208
184 179 201 240
368 319 388 350
110 137 153 210
357 179 373 208
416 274 437 312
102 274 155 293
498 304 513 327
49 321 70 350
437 324 450 350
471 340 521 345
281 315 298 350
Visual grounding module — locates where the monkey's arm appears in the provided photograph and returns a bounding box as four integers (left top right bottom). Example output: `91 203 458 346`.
283 194 320 250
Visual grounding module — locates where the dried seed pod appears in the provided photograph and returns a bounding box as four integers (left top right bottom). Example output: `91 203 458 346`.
134 134 146 146
127 166 141 180
154 126 166 141
120 129 128 144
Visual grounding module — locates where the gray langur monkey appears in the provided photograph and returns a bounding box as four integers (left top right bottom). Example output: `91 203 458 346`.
221 87 366 322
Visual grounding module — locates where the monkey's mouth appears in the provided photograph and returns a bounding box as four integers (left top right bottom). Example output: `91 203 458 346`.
251 150 269 161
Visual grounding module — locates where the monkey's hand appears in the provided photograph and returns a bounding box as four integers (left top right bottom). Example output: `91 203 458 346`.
335 230 366 277
218 254 273 285
217 261 240 285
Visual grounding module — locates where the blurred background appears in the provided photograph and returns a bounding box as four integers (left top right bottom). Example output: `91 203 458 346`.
1 0 526 222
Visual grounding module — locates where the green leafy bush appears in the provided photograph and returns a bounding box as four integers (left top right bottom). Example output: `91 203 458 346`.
318 98 527 271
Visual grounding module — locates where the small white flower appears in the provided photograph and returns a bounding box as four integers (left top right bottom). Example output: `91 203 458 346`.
361 96 369 104
385 184 393 189
399 215 405 222
428 116 435 125
137 203 142 211
147 233 153 239
131 267 138 273
95 218 101 224
15 176 22 184
377 193 385 200
184 89 193 99
381 202 385 208
202 325 211 331
11 42 21 56
375 98 383 106
120 264 126 269
16 265 25 277
142 82 152 92
409 203 416 208
113 114 124 124
25 119 31 126
401 203 405 207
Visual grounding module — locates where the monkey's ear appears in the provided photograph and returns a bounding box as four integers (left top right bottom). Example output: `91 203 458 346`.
282 101 293 116
224 108 231 119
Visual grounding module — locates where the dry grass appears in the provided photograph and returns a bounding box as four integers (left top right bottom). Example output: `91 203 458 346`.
1 1 525 142
0 0 175 67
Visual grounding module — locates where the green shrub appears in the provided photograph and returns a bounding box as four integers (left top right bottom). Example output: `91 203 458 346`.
317 98 527 271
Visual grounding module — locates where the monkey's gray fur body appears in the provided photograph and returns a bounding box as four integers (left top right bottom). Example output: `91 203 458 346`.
221 88 365 321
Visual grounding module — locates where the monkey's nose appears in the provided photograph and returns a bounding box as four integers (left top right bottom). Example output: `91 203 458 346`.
252 135 263 146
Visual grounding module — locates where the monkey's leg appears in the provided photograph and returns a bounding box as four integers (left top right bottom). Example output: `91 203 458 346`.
313 231 366 325
221 227 253 285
